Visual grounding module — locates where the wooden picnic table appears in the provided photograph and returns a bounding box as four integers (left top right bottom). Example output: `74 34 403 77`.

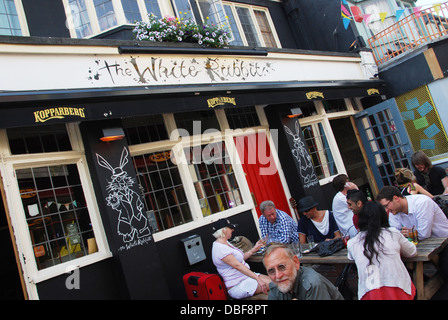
248 237 448 300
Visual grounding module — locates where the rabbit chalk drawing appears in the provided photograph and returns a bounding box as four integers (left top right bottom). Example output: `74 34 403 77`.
284 120 319 188
97 147 151 245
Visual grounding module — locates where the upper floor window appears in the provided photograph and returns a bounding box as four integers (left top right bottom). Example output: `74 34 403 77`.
222 2 279 48
65 0 161 37
64 0 280 48
0 0 22 36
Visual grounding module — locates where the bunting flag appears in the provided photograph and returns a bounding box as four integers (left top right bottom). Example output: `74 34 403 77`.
363 14 372 24
341 1 352 29
45 200 78 210
396 9 405 21
413 6 422 18
341 3 352 19
340 1 441 29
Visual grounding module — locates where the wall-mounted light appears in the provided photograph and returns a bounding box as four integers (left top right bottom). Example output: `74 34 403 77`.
100 127 125 142
287 107 303 118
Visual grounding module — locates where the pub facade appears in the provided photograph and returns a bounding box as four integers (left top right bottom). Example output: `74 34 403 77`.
0 0 385 299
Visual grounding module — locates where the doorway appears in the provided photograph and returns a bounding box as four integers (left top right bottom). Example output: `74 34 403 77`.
330 117 375 197
0 188 25 300
234 132 292 218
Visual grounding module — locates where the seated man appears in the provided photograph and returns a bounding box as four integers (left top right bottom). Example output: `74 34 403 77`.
258 200 299 244
376 186 448 240
263 244 344 300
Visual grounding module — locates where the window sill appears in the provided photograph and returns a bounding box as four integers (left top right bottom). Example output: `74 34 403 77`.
29 251 113 284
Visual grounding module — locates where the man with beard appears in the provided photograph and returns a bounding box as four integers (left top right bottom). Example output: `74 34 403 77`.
262 244 343 300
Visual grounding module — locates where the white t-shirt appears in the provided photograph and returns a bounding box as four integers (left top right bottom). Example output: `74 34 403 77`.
347 228 417 299
212 241 250 288
389 194 448 239
332 191 356 237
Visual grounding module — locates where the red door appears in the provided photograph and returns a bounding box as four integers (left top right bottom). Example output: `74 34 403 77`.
234 132 291 218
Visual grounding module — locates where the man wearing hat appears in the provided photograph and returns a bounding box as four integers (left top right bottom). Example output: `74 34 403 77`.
297 196 341 244
258 200 299 244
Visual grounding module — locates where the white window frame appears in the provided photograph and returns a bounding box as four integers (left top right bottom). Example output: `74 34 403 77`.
222 2 281 48
63 0 172 38
0 123 111 299
298 99 359 185
129 112 258 242
0 0 29 36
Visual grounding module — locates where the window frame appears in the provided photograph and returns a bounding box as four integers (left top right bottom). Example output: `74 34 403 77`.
0 123 111 299
128 111 273 242
298 99 357 185
0 0 29 36
222 1 281 48
63 0 170 38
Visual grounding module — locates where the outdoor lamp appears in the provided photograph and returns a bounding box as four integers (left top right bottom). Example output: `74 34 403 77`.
287 107 303 118
100 127 125 142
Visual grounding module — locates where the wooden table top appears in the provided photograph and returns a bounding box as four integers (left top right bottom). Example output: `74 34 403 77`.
248 237 448 265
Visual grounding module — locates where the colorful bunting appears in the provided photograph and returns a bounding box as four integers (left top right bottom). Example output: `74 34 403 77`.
396 9 405 21
340 1 443 30
413 6 422 18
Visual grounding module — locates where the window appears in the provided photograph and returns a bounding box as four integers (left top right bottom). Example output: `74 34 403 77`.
172 0 196 21
223 4 243 46
225 106 260 129
67 0 93 37
65 0 164 37
174 110 220 135
18 164 95 270
94 0 117 31
223 2 279 48
0 0 22 36
7 124 71 154
144 0 161 18
253 9 276 48
123 114 168 145
132 150 192 232
186 141 242 216
196 0 229 30
2 124 109 297
122 0 142 23
127 109 262 236
302 123 337 180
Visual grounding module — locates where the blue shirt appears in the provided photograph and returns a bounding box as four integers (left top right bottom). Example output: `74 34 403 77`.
259 209 299 244
297 210 340 243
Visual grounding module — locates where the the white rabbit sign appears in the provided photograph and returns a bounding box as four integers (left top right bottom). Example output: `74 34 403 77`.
96 147 152 250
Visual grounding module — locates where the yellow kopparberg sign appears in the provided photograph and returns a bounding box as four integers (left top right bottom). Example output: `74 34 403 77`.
34 107 86 123
207 96 236 108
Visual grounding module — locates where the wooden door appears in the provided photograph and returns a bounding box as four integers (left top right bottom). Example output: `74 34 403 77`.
234 132 291 218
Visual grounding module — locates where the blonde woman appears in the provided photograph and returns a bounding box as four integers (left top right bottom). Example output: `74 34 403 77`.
395 168 433 199
211 219 271 299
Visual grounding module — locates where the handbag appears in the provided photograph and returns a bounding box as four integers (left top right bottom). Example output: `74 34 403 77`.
316 238 345 257
334 263 354 300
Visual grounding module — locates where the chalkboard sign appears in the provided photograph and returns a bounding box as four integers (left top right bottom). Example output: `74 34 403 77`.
282 118 319 189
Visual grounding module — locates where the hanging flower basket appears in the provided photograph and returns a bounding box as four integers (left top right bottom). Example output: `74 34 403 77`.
133 13 231 48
